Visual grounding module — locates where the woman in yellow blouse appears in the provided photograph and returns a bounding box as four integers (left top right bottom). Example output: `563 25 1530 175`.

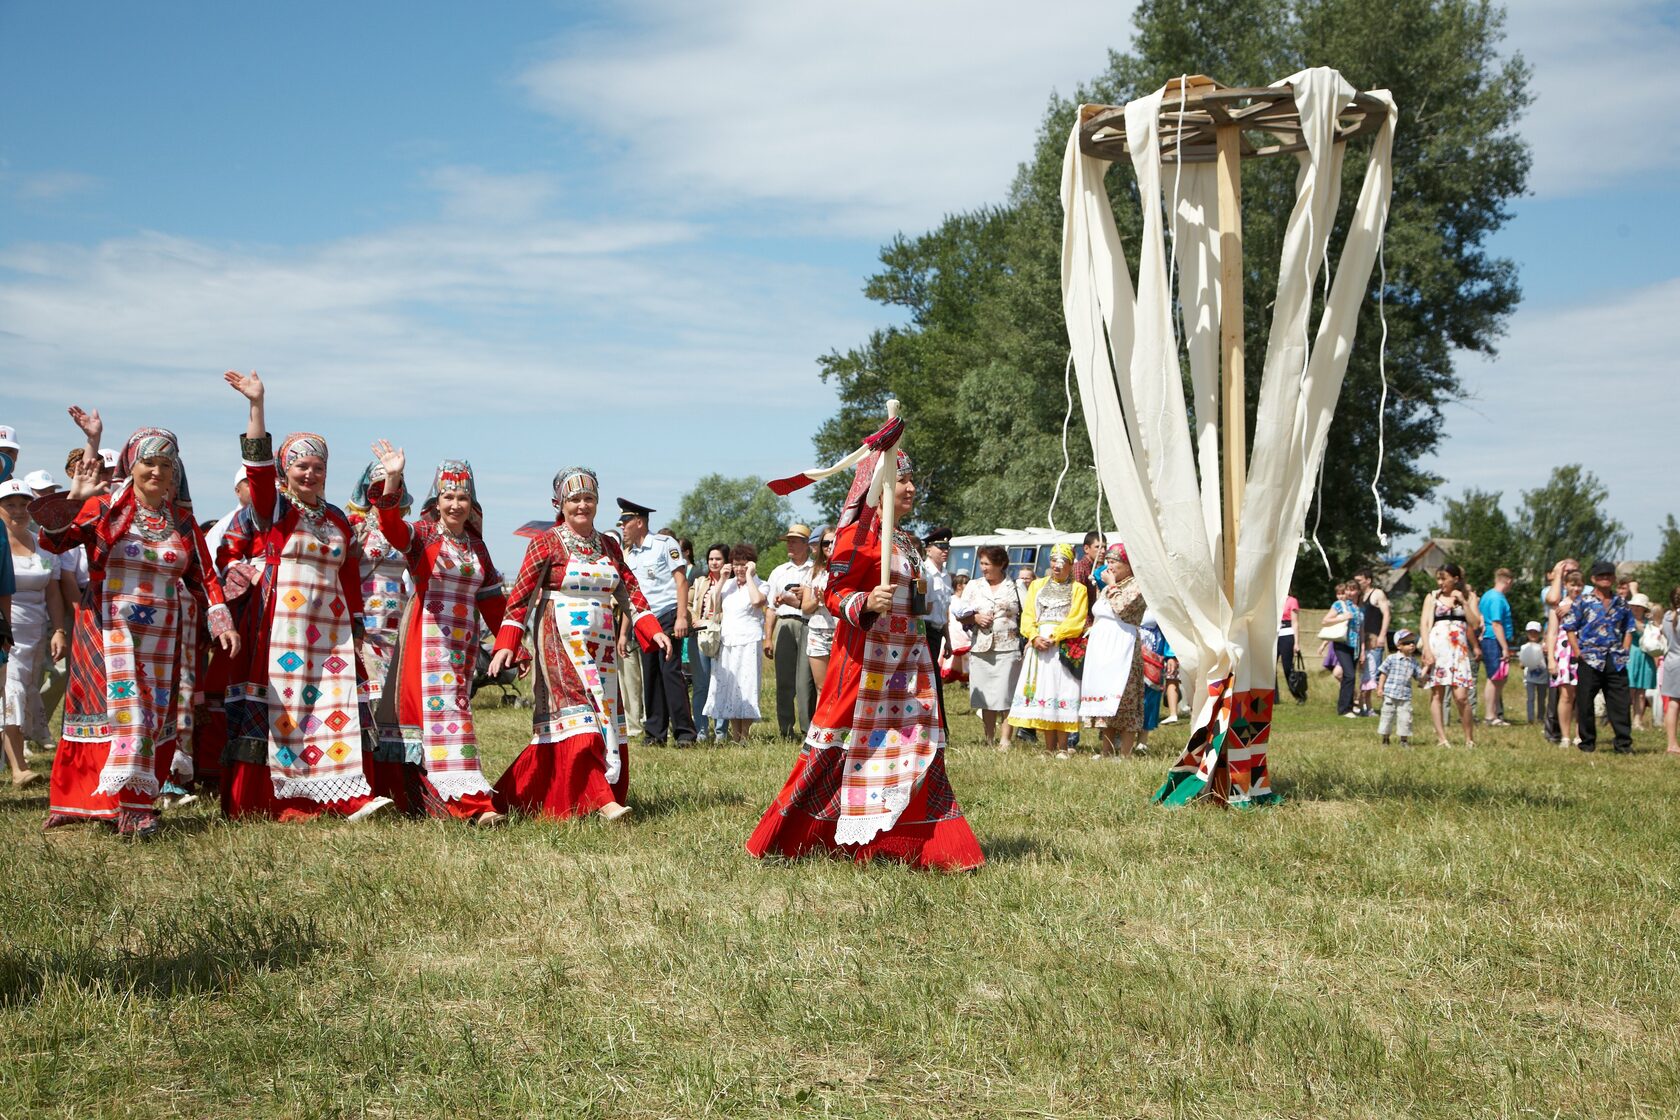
1006 543 1090 758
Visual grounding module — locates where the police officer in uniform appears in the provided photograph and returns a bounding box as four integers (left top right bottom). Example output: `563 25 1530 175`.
617 499 697 746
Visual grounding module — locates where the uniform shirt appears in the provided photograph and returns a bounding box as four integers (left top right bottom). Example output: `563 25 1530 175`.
624 532 685 616
765 556 813 620
1562 592 1636 672
1378 652 1425 701
920 558 952 626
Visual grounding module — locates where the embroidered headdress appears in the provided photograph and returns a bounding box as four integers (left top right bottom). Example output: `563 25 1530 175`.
553 466 598 502
278 432 329 472
346 460 411 517
1051 542 1076 565
425 458 483 536
117 426 191 506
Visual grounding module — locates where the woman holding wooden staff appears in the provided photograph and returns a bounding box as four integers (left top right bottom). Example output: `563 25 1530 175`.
748 414 984 872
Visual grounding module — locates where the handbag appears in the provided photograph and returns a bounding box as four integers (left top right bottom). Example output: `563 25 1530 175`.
1640 622 1668 658
1317 616 1349 642
1286 650 1309 702
697 622 723 658
1058 633 1087 679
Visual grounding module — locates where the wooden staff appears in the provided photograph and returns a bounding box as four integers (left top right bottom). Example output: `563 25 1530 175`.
880 398 901 590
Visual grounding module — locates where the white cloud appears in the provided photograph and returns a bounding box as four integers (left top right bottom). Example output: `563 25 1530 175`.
1413 278 1679 558
3 169 100 202
425 165 562 224
1503 0 1680 196
518 0 1128 234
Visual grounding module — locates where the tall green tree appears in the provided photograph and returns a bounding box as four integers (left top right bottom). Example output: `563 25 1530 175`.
668 474 792 554
1636 516 1680 605
1514 465 1629 582
1431 486 1528 604
811 0 1530 602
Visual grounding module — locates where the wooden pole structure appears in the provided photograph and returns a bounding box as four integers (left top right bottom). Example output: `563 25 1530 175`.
880 398 901 589
1215 123 1246 604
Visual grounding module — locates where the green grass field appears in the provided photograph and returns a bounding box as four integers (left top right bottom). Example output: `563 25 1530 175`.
3 667 1677 1119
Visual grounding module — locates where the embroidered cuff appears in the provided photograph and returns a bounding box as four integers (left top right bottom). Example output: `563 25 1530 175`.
840 590 867 626
366 478 402 510
27 493 84 533
240 432 273 463
207 603 234 638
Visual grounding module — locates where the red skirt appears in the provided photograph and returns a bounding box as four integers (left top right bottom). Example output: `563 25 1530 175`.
44 738 174 826
371 758 499 821
747 748 984 872
220 758 381 822
493 733 628 819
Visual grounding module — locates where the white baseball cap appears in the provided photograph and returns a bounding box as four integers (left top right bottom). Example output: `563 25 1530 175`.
235 467 249 487
0 424 18 452
0 479 30 501
23 469 57 493
1524 620 1542 633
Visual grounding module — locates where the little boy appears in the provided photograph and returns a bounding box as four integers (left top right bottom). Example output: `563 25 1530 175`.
1517 620 1549 725
1375 629 1426 746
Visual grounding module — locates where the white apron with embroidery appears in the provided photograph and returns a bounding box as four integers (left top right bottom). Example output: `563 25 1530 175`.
536 557 625 785
417 534 492 800
95 524 189 797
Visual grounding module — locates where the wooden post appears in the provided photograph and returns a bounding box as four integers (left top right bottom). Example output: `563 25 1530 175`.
1215 123 1245 604
880 399 901 589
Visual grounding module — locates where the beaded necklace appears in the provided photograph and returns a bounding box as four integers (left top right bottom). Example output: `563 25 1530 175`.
284 490 334 544
133 500 174 544
559 524 604 560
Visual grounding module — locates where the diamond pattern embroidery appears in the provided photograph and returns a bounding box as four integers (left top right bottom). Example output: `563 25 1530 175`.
276 651 305 673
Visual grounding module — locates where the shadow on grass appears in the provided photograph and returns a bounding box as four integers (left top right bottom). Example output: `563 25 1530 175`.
1272 772 1580 810
980 833 1057 862
0 794 49 812
0 910 334 1006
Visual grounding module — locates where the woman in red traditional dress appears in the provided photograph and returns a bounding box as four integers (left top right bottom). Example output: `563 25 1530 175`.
363 441 507 825
220 370 392 822
344 457 413 793
32 419 238 837
485 465 669 821
747 447 984 872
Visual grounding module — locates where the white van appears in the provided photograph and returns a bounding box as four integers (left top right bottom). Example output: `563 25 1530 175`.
946 528 1089 581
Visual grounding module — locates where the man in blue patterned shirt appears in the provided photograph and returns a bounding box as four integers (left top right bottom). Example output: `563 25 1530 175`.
1562 559 1637 753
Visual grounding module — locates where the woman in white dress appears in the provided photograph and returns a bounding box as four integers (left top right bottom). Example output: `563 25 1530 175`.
705 542 767 742
942 572 971 683
1007 543 1090 758
2 479 74 786
1078 544 1147 757
954 545 1023 748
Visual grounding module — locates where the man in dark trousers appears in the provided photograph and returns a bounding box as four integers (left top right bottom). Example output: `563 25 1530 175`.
1564 559 1637 753
617 498 697 746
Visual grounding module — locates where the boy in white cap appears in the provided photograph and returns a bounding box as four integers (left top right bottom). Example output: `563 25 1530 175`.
1375 630 1426 746
1518 620 1549 726
0 425 19 483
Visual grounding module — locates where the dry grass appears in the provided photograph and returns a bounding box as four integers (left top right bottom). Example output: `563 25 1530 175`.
2 671 1677 1118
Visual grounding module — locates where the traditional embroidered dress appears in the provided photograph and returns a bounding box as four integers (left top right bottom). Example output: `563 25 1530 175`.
222 432 382 820
31 429 232 832
1008 572 1090 733
1080 571 1146 732
492 467 662 818
346 462 412 773
368 461 505 820
748 446 983 872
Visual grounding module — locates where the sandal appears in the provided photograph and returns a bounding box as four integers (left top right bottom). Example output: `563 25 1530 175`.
598 803 633 822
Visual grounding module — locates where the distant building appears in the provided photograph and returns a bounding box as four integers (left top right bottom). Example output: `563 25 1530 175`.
1381 537 1465 597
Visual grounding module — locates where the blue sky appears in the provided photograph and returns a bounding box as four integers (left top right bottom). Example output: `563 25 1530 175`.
3 0 1675 565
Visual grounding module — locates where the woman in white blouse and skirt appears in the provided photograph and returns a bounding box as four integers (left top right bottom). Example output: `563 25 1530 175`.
953 544 1022 748
705 542 767 742
801 528 837 690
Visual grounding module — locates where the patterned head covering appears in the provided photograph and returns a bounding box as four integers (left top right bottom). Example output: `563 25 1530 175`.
553 466 598 502
426 459 482 536
118 426 191 505
895 448 913 477
346 460 411 516
1050 542 1076 565
278 432 329 472
1106 541 1129 566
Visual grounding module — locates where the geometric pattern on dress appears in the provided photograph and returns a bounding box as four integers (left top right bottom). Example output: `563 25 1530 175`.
776 746 964 824
93 525 190 798
1153 676 1278 809
414 533 491 799
802 548 945 845
265 519 369 803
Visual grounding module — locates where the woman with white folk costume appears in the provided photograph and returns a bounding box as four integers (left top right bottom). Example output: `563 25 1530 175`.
2 478 74 787
1007 543 1090 758
486 466 670 821
344 456 414 777
220 371 393 822
32 423 238 836
364 442 507 824
747 447 983 872
1078 542 1147 757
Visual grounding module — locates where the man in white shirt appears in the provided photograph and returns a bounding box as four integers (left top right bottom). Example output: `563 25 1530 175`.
617 499 696 746
763 524 815 739
920 527 954 668
205 467 252 567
